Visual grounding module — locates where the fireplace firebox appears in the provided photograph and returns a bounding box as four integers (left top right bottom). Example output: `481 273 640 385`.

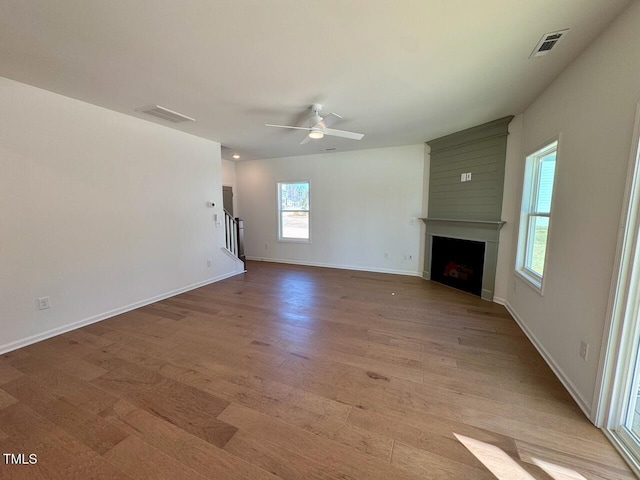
431 236 485 296
420 218 505 300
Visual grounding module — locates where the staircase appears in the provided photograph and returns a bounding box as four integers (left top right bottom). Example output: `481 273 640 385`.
224 209 246 269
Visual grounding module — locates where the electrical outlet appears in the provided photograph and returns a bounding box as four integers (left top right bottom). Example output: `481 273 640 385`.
207 259 212 267
265 243 269 250
384 252 390 259
403 254 413 260
579 340 589 361
37 297 50 310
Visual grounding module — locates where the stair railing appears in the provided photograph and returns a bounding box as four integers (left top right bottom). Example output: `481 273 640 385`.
224 209 246 268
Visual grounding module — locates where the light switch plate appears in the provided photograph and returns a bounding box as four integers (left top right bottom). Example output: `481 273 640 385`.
466 172 472 181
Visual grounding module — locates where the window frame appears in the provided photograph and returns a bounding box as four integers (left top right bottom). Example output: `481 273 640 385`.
277 180 311 243
515 138 559 294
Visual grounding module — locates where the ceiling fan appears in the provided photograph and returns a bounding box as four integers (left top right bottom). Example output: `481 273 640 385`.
265 104 364 145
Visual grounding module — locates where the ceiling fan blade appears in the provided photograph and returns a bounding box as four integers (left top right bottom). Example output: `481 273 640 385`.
265 124 312 131
315 112 342 130
323 128 364 140
299 135 311 145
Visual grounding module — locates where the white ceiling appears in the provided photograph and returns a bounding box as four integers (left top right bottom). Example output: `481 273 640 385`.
0 0 631 161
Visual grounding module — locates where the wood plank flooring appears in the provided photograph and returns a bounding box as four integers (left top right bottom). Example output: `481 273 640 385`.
0 261 634 479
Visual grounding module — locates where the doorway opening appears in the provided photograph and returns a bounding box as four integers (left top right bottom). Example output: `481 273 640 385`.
223 185 233 216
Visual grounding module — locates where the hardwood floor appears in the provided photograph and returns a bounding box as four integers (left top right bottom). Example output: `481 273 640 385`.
0 260 634 479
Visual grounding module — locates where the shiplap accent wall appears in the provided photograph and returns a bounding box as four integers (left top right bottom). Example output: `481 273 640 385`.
427 116 513 221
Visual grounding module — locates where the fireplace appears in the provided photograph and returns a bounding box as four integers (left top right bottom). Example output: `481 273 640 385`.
420 218 505 300
421 116 512 301
431 236 485 296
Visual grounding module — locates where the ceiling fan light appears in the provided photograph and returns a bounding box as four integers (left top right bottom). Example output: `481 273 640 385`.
309 130 324 139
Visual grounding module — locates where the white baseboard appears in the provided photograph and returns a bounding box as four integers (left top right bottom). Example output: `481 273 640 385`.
493 296 507 305
245 256 421 277
503 301 593 420
0 270 244 355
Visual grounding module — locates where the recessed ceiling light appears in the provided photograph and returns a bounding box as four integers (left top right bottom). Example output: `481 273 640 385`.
232 154 240 159
308 130 324 139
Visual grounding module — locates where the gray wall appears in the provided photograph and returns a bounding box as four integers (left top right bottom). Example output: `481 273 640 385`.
427 116 513 221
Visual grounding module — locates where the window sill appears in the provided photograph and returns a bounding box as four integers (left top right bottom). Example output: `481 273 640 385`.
515 269 544 295
277 238 311 244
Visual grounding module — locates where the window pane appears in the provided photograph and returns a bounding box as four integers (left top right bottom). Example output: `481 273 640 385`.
518 141 557 288
281 211 309 239
280 183 309 211
526 215 549 276
535 153 556 213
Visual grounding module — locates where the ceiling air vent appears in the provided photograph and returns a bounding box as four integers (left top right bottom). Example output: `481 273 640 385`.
137 105 195 123
529 29 569 58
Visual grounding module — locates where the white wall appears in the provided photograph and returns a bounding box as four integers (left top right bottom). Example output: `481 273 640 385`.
236 145 425 275
221 159 238 215
504 1 640 415
0 77 241 353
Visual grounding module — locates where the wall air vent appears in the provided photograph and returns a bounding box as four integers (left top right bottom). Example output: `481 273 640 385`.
529 29 569 58
136 105 195 123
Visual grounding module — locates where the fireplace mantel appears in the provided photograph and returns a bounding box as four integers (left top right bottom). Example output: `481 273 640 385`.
420 218 506 301
420 218 505 243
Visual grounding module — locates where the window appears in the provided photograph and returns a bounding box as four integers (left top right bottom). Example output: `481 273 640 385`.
516 140 558 291
277 181 310 242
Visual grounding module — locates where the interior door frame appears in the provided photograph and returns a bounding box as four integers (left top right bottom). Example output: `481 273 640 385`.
222 185 234 217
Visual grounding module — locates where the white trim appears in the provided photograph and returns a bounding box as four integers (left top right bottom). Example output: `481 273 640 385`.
504 301 592 419
246 256 421 277
515 135 561 297
493 296 507 305
514 269 543 294
0 270 244 355
604 429 640 478
276 238 311 244
595 102 640 427
277 180 311 242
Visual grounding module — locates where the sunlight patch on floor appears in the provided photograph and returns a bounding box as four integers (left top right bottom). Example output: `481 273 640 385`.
454 433 536 480
531 457 587 480
455 433 588 480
